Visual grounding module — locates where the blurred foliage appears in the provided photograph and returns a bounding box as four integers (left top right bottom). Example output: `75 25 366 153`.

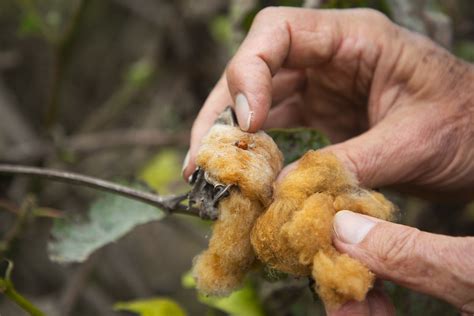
268 128 331 164
209 16 233 48
126 58 155 88
48 185 165 263
385 281 457 315
0 0 472 315
16 0 83 43
114 298 186 316
182 271 265 316
18 10 43 37
454 41 474 62
139 150 184 194
80 55 156 132
321 0 391 14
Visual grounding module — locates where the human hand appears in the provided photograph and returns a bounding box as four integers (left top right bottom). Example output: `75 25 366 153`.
182 7 474 198
329 210 474 315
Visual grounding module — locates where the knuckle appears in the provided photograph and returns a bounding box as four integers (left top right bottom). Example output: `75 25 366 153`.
354 8 393 32
356 8 389 24
254 6 280 23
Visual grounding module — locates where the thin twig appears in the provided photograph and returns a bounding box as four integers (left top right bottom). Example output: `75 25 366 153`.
0 165 199 217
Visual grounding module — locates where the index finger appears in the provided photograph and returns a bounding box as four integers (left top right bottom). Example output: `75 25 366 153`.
226 7 392 132
183 75 231 181
183 69 305 180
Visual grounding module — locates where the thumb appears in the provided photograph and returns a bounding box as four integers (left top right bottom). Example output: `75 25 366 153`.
333 210 474 313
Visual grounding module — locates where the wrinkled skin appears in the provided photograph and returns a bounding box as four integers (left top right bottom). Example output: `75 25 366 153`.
182 7 474 315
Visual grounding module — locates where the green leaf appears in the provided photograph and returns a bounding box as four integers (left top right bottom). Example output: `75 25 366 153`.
48 187 165 263
114 298 186 316
199 284 265 316
267 128 330 165
139 150 184 194
182 271 265 316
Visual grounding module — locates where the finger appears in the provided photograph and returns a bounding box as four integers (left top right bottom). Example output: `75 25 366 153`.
333 210 474 313
183 75 231 180
326 285 394 316
367 287 395 316
271 68 306 104
263 94 305 129
226 7 394 132
183 69 305 180
326 299 369 316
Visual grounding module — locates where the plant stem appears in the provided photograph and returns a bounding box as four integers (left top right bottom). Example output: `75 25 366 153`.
0 278 45 316
0 164 200 217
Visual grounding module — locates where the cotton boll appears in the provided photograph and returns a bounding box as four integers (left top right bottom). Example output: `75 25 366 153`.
192 124 283 295
251 151 397 308
196 124 283 205
192 126 398 308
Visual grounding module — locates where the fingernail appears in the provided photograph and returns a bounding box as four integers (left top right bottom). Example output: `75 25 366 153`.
235 93 252 131
333 210 376 244
182 150 190 179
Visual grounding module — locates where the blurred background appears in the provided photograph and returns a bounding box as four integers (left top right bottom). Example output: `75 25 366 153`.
0 0 473 315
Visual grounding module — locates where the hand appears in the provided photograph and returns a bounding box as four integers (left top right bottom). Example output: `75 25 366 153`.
182 7 474 198
330 210 474 315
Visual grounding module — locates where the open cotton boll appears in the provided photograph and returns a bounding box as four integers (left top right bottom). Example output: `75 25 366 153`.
251 151 397 308
192 124 283 296
192 124 398 308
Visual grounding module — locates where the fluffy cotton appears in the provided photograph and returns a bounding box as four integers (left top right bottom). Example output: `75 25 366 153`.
192 124 283 296
192 125 397 308
251 151 396 307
